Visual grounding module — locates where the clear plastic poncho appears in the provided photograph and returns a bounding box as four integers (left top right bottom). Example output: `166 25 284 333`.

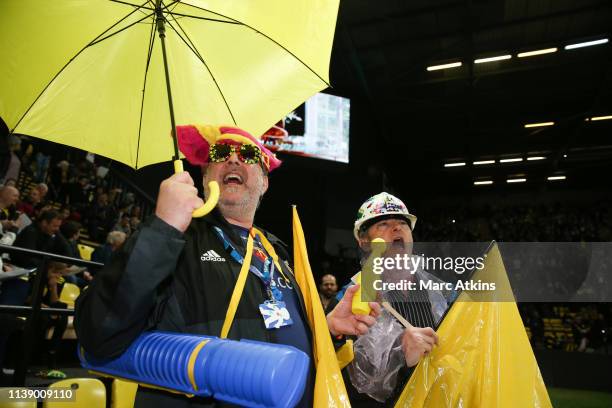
347 259 454 403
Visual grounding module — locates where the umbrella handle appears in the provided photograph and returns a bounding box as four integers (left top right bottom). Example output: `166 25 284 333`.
173 160 219 218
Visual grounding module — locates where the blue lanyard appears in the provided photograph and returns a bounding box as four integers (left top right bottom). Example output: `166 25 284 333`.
213 226 282 301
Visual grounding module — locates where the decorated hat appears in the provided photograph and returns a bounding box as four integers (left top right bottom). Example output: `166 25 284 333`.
353 192 417 240
176 124 282 172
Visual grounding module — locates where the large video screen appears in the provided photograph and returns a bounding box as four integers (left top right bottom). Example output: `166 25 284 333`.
262 93 350 163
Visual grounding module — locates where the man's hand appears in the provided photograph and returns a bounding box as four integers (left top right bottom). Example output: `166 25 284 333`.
401 325 439 367
1 220 17 230
155 172 204 232
326 284 381 336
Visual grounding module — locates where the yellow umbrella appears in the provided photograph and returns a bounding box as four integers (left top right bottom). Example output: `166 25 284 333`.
0 0 339 169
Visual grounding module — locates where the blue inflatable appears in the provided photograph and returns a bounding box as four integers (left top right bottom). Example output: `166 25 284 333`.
79 331 310 408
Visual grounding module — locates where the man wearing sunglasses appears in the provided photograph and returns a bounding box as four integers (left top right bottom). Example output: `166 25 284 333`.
76 124 379 408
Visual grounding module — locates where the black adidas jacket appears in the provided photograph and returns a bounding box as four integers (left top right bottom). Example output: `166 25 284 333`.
75 209 309 407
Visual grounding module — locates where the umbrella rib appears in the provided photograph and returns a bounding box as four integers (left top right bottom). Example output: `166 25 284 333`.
162 0 180 13
89 12 155 47
163 13 204 64
163 15 238 125
108 0 155 12
168 1 244 22
11 0 154 133
135 18 158 169
86 0 153 45
168 2 331 87
163 11 239 23
160 2 239 24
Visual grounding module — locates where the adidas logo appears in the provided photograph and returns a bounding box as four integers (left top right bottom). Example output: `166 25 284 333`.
200 250 226 262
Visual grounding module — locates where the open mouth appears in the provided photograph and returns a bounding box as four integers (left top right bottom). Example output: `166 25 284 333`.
391 237 405 250
223 173 244 185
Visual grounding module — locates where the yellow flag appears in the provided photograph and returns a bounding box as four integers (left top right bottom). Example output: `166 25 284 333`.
394 243 552 407
292 206 351 407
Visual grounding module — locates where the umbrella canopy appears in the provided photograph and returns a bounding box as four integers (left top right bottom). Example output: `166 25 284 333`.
0 0 339 168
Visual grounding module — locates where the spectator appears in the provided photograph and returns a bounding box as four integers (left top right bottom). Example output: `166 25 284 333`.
48 160 71 202
58 205 71 221
107 188 122 210
32 140 55 183
60 204 82 223
0 256 29 378
130 216 141 232
0 122 11 181
0 135 22 185
59 220 92 287
87 192 112 242
75 124 379 407
36 183 49 202
112 214 131 236
17 188 41 218
573 315 591 352
0 210 70 357
12 210 69 268
347 192 449 404
67 177 90 210
35 261 69 379
19 142 34 178
119 192 135 213
3 178 17 188
130 205 142 220
60 221 81 260
0 186 20 233
319 274 339 314
91 231 127 266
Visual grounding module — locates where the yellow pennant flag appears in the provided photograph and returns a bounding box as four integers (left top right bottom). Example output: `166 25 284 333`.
292 206 351 407
395 243 552 407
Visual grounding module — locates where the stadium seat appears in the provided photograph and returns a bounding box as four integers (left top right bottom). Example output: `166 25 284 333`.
59 283 80 309
111 379 138 408
77 244 95 261
43 378 105 408
45 283 81 340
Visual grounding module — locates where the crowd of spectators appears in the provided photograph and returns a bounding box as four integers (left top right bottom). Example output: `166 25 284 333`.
0 134 145 245
520 303 611 354
416 201 612 242
0 134 141 380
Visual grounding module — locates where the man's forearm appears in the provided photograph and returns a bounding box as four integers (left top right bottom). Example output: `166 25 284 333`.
74 216 185 359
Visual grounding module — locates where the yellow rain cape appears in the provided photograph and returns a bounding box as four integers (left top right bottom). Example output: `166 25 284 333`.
394 243 552 407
